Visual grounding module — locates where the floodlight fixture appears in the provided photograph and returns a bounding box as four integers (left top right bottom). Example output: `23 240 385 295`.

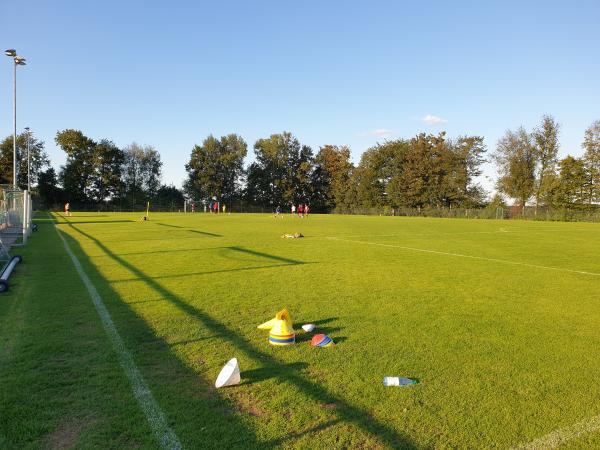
5 49 16 57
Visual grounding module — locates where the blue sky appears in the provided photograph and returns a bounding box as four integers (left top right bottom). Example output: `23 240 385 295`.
1 0 599 194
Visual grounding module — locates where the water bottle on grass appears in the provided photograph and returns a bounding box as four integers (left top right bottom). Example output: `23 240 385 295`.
383 377 417 386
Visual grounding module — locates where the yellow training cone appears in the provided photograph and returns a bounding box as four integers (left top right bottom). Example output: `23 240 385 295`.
258 308 293 331
257 318 278 330
268 309 296 346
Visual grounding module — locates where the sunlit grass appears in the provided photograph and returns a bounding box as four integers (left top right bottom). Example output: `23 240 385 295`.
2 212 600 449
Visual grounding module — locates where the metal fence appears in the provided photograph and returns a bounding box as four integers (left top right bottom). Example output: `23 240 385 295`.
332 205 600 222
332 206 507 219
0 187 33 263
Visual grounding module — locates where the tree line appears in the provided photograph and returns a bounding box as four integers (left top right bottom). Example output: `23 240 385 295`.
1 129 184 210
182 117 600 213
0 117 599 214
184 131 486 212
494 117 600 214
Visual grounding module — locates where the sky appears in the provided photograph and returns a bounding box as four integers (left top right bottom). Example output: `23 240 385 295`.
1 0 599 195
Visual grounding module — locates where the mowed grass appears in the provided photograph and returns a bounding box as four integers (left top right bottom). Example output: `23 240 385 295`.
2 212 600 449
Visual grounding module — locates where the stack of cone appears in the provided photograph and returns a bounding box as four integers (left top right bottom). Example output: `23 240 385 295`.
258 309 296 346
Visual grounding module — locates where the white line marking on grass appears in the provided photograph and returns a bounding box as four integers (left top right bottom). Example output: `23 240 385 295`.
512 414 600 449
326 229 518 239
328 237 600 277
327 227 600 240
53 220 183 450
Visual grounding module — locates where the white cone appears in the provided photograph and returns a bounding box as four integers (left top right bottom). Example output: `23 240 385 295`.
215 358 241 388
302 324 315 332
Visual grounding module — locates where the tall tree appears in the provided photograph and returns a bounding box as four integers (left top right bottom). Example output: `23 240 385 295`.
122 143 162 209
184 134 247 202
350 142 401 209
0 132 49 188
144 147 162 199
493 127 536 211
446 135 487 207
245 162 269 205
156 184 185 210
56 129 97 203
396 133 445 208
353 133 486 210
582 120 600 204
373 140 408 208
532 115 560 215
312 145 354 211
552 156 588 208
246 132 313 207
487 193 506 209
37 167 63 207
91 139 124 204
122 143 143 208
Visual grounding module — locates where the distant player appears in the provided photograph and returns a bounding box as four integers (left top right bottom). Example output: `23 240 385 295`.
191 202 196 213
298 203 304 218
64 202 71 217
222 204 226 213
291 204 296 215
304 204 310 217
214 202 219 213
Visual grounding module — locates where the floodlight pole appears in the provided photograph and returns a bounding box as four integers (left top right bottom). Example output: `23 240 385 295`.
25 127 31 191
12 58 16 189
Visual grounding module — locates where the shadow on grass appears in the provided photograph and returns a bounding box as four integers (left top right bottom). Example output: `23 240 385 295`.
264 419 342 447
243 362 309 385
55 229 267 448
115 246 226 257
154 223 184 229
89 235 205 244
109 246 310 284
312 317 338 326
61 221 418 449
187 230 222 237
155 223 222 237
126 298 170 305
109 262 313 284
68 215 110 218
37 214 108 220
228 246 303 265
168 337 219 347
53 220 135 225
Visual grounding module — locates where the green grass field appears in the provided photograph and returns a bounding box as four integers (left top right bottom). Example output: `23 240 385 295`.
2 212 600 449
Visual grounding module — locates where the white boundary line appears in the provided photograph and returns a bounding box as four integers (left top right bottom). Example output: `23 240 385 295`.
53 219 182 450
325 230 514 239
328 237 600 277
511 414 600 449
